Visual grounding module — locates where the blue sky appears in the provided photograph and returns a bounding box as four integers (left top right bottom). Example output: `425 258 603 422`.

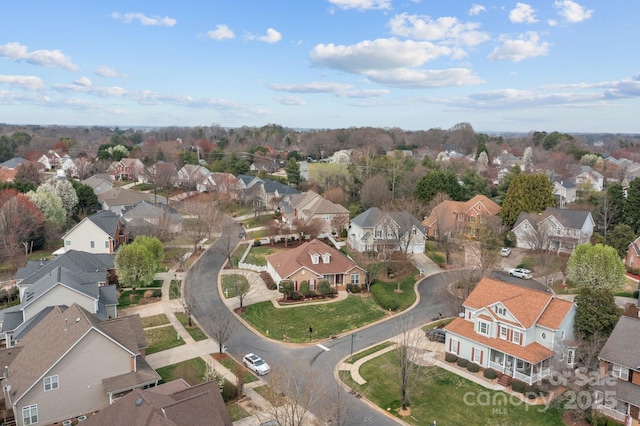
1 1 638 133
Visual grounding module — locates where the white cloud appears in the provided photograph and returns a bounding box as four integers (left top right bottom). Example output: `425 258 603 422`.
0 42 78 71
207 25 235 40
554 0 593 23
310 38 452 73
95 66 123 78
327 0 391 11
0 75 46 91
487 32 550 62
275 96 306 106
111 12 176 27
365 68 484 88
270 81 389 98
73 77 92 87
259 28 282 44
469 4 486 16
54 82 128 97
388 13 490 47
339 89 390 98
509 3 537 24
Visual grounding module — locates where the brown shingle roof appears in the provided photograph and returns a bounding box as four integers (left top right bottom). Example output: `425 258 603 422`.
445 317 554 364
463 278 553 328
267 239 363 280
422 195 500 228
537 298 574 329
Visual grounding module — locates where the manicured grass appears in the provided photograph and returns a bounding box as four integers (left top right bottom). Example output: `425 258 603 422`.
242 214 276 229
145 325 187 354
230 245 247 268
175 312 208 341
226 403 250 422
345 342 394 364
117 288 162 308
215 354 259 384
169 280 181 300
424 241 446 266
246 229 268 239
141 314 170 328
253 385 286 406
371 270 418 311
517 256 536 271
150 279 164 287
242 295 386 342
131 183 154 191
222 274 248 298
243 246 278 267
352 352 563 426
156 357 207 386
422 318 454 331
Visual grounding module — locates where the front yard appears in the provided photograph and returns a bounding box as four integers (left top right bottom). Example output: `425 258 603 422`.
343 352 564 425
242 295 387 342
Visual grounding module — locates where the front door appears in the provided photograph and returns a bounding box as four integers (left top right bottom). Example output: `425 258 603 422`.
505 355 514 375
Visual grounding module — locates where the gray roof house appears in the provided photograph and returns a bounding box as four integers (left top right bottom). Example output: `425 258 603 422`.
82 174 113 196
97 187 164 215
62 210 130 254
512 207 594 254
592 316 640 423
122 201 183 235
2 250 117 348
348 207 426 254
0 157 29 170
0 303 159 426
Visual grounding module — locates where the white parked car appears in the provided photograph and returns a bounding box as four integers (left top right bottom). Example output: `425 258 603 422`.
500 247 512 257
243 353 271 375
508 268 533 279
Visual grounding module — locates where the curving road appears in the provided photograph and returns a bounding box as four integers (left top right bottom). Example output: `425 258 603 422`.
185 227 546 425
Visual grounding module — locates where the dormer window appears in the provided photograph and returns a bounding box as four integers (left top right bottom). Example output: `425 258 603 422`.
311 254 320 264
322 253 330 264
494 305 506 316
477 321 490 336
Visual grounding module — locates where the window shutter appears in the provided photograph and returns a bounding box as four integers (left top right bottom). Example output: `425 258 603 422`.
449 339 452 352
480 351 483 365
471 348 475 362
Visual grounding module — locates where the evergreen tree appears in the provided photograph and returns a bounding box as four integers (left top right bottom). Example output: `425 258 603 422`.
413 169 463 204
284 158 302 187
500 173 554 227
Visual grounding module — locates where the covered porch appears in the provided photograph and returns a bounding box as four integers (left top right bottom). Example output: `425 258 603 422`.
487 349 552 385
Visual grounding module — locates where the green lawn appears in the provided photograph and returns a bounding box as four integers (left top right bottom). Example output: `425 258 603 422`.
141 314 170 328
242 295 386 342
175 312 208 341
242 214 275 229
145 325 187 354
424 241 446 266
117 288 162 308
349 352 563 426
371 270 419 311
216 354 259 384
169 280 182 300
156 357 207 385
150 279 164 287
243 246 278 267
221 274 248 298
226 403 250 422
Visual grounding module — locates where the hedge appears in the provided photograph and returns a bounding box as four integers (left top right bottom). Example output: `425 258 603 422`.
456 358 469 368
445 353 458 363
466 363 480 373
371 285 400 310
483 369 498 380
511 380 526 393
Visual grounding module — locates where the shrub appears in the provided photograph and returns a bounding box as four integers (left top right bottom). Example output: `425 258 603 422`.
445 353 458 363
634 290 639 299
524 384 539 399
222 380 238 402
279 280 295 299
291 291 302 300
152 289 161 297
143 290 154 299
511 380 526 393
254 239 261 247
466 363 480 373
627 266 639 275
456 358 469 368
340 228 348 238
300 281 310 296
483 369 498 380
317 280 331 296
348 284 362 293
370 285 400 310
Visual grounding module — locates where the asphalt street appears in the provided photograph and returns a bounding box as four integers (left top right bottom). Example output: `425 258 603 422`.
184 223 545 425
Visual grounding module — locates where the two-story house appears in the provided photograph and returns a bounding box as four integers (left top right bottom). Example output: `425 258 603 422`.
625 236 640 271
512 207 594 254
177 164 216 193
349 207 426 254
122 201 183 236
82 174 114 196
575 165 604 192
97 187 162 215
422 194 501 239
593 316 640 424
282 191 349 235
266 239 365 291
2 250 118 348
62 210 130 254
552 178 577 207
444 278 576 385
107 158 146 182
1 303 160 426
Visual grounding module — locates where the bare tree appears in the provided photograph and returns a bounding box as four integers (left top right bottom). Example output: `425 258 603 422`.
514 214 560 288
318 381 358 426
354 251 384 291
181 198 223 253
216 219 240 266
295 217 325 242
330 213 349 235
73 156 94 180
226 272 259 310
209 310 235 354
426 193 455 265
463 217 502 274
360 175 392 209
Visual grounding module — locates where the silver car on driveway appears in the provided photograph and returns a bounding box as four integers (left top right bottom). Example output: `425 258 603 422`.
508 268 533 279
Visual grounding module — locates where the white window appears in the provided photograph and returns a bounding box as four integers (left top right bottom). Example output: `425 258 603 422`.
500 326 507 340
451 338 459 353
567 349 575 367
350 273 360 285
561 330 565 340
613 364 630 381
44 375 59 391
311 254 319 264
22 405 38 425
495 306 505 316
324 214 331 220
322 254 330 264
375 229 382 238
517 359 525 369
105 241 109 249
65 240 71 246
513 330 521 345
478 321 490 336
90 240 95 248
474 349 482 363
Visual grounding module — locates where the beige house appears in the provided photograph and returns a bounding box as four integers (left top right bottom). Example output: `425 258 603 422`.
266 239 365 291
1 303 159 426
283 191 349 234
61 210 130 254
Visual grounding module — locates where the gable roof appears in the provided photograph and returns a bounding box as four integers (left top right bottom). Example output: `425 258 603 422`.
267 239 362 279
629 236 640 257
6 303 157 404
351 207 386 228
82 380 232 426
462 277 558 328
598 316 640 369
122 201 180 221
422 195 501 228
0 157 28 169
262 178 300 197
16 250 114 284
97 187 157 206
82 175 113 189
290 191 348 216
87 210 123 235
514 207 592 231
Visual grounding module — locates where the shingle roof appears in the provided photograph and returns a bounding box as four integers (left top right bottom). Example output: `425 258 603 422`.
598 316 640 369
267 239 362 280
422 195 501 229
513 207 592 230
0 157 28 169
537 298 574 329
262 178 300 196
16 250 114 285
87 210 122 236
351 207 386 228
97 187 156 206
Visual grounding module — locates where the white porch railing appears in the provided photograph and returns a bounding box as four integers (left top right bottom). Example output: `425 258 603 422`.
594 404 627 422
513 370 532 384
489 361 505 373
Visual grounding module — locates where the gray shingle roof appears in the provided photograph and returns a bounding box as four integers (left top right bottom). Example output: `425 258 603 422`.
599 316 640 369
513 207 591 230
351 207 385 228
17 250 114 286
87 210 123 236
